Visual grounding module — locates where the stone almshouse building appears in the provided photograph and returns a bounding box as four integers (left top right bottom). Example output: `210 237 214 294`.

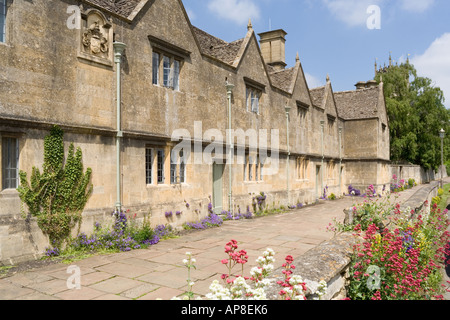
0 0 390 263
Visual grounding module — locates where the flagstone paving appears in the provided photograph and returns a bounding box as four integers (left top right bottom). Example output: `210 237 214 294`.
0 186 428 300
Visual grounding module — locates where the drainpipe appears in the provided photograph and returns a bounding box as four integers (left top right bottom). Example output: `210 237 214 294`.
320 120 325 198
339 126 343 194
285 103 292 206
226 81 235 212
114 41 126 213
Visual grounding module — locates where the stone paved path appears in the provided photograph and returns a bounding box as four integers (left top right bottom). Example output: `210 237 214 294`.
0 186 424 300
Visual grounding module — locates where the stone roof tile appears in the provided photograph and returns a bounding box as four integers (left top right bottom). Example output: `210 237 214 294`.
192 26 244 66
269 67 296 93
309 86 326 108
334 86 380 120
193 26 298 93
83 0 145 19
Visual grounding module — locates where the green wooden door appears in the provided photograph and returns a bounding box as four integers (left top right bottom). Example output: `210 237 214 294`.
212 163 224 214
316 165 322 200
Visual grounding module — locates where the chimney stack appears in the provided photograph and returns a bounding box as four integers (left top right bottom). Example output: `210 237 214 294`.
366 80 378 88
258 29 287 71
355 81 367 90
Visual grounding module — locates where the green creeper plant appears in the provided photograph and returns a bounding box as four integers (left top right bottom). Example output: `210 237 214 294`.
17 126 93 249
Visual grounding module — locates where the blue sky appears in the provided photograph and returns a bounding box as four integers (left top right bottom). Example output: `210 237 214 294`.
183 0 450 108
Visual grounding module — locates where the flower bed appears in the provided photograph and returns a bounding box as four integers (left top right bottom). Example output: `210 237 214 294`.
335 196 450 300
45 210 174 258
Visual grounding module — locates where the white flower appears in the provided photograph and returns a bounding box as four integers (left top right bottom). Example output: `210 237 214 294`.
316 280 328 299
250 266 263 278
185 252 192 257
182 259 189 265
256 256 265 264
262 264 274 273
206 280 232 300
289 275 304 286
255 278 273 290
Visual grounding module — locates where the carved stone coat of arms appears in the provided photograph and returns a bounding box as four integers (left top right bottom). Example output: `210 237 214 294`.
82 20 109 56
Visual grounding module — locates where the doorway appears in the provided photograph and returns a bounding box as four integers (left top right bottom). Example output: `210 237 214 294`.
316 165 322 200
212 162 224 214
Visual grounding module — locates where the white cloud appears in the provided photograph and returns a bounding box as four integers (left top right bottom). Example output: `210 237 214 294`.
305 73 324 89
322 0 434 28
321 0 383 28
411 33 450 108
185 7 197 21
400 0 435 13
207 0 260 26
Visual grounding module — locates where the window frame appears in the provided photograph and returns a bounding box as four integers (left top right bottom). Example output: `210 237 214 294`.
149 35 189 91
153 53 181 91
296 157 309 181
157 149 165 184
248 156 253 181
163 55 171 88
179 150 186 184
244 154 264 182
246 87 261 114
170 149 186 185
173 59 180 91
152 52 160 86
145 147 153 185
2 136 19 190
0 0 6 43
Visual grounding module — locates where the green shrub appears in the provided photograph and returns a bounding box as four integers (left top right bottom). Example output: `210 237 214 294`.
432 196 441 206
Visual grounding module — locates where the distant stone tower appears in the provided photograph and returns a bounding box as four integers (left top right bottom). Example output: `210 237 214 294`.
375 52 410 77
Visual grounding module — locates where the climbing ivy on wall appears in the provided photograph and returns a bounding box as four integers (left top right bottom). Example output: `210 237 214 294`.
18 126 93 248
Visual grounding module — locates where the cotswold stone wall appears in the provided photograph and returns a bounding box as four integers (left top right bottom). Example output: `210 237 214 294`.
390 165 434 185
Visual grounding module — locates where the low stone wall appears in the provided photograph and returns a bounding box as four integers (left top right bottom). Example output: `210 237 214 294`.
401 181 440 216
390 165 446 185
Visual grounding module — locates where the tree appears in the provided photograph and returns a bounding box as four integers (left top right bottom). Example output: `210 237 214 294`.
375 62 450 170
18 126 93 248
